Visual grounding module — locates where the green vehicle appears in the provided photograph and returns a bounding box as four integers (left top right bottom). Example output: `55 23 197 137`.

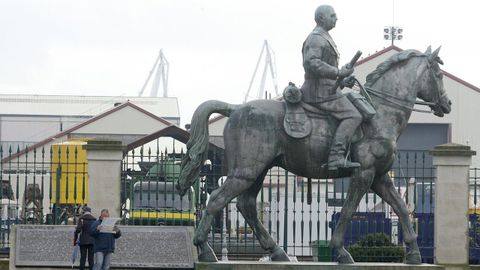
129 155 198 226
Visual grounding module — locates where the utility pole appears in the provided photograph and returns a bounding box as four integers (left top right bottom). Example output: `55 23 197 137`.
244 40 279 103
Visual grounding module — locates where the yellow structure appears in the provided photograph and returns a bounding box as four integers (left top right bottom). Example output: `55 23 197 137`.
51 139 89 204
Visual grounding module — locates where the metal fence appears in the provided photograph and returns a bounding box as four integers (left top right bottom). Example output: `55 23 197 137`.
0 139 478 264
120 145 437 262
470 168 480 264
0 141 89 254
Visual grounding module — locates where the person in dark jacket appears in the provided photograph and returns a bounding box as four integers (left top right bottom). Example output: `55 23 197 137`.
74 206 96 270
90 209 121 270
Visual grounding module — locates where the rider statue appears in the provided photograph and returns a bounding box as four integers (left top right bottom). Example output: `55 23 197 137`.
300 5 362 171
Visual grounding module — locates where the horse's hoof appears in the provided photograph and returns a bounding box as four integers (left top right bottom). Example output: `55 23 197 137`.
405 251 422 265
197 243 218 262
198 251 218 262
337 253 355 264
271 247 290 261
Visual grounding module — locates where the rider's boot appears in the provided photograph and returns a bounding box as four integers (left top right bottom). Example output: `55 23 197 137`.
323 139 360 171
322 115 362 171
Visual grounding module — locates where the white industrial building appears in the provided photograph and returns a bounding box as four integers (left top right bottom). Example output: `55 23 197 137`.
0 94 180 151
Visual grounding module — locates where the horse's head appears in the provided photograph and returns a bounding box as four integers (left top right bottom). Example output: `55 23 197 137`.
416 46 452 117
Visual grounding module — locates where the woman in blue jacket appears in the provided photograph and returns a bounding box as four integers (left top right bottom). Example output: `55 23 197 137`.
90 209 121 270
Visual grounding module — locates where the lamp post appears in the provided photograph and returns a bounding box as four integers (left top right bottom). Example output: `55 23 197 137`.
383 26 403 46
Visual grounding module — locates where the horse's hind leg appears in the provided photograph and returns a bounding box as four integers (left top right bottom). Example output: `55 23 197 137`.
331 169 375 264
371 174 421 264
236 171 290 261
194 176 253 262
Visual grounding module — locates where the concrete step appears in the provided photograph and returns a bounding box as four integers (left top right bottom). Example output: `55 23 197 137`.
196 261 446 270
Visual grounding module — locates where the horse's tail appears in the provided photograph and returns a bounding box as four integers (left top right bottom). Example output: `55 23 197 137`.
177 100 239 195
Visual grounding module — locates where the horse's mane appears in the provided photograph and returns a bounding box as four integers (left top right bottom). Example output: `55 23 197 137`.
365 49 425 88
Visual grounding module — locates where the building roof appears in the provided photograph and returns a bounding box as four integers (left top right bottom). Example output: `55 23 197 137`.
0 94 180 119
126 125 224 152
2 102 174 162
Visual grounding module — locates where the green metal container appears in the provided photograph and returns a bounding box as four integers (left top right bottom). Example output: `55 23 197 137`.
310 240 332 262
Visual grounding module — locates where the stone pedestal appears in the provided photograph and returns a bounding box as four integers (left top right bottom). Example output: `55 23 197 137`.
10 225 196 270
195 262 445 270
84 140 125 217
431 143 476 268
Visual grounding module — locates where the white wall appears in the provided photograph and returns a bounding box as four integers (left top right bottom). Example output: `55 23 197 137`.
0 115 89 145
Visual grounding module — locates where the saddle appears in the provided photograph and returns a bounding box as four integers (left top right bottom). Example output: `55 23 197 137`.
282 83 312 139
282 82 376 139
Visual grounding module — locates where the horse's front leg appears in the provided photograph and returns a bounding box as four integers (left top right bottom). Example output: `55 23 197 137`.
330 168 375 264
371 174 422 264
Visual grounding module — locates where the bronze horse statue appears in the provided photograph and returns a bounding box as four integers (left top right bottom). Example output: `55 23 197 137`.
177 47 451 264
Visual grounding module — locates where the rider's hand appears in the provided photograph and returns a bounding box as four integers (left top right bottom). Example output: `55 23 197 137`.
97 225 103 232
341 76 356 89
338 64 354 78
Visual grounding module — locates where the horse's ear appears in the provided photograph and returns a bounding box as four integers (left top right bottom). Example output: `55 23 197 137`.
428 46 442 63
432 46 441 57
425 46 432 55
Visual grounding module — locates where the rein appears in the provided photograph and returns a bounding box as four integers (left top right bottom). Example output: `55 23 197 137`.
353 71 440 114
364 86 435 113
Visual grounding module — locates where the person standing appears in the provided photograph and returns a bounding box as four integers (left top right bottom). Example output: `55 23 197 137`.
300 5 362 171
90 209 121 270
74 206 96 270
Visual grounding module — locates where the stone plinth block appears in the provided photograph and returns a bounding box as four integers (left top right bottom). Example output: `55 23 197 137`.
431 143 476 267
84 139 125 217
12 225 196 269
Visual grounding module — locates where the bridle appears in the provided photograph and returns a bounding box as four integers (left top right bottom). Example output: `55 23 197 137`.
354 56 445 114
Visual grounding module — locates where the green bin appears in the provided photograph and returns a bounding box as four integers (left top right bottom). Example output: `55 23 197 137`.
310 240 332 262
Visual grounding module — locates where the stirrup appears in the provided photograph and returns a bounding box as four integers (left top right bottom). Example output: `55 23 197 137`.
322 158 360 171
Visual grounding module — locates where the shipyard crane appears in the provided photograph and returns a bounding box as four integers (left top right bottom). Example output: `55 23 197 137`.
244 40 279 103
138 49 169 97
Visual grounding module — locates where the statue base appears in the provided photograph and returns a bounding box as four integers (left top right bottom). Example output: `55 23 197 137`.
195 261 445 270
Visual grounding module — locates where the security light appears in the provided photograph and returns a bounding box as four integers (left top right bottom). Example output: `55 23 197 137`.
383 26 404 45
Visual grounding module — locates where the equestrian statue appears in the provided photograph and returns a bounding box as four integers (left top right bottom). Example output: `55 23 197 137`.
176 4 452 264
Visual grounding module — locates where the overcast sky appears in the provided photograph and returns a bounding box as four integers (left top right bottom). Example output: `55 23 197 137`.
1 0 478 126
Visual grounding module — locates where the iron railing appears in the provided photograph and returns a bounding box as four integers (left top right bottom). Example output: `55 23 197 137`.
470 168 480 264
0 140 477 264
121 146 437 262
0 142 88 253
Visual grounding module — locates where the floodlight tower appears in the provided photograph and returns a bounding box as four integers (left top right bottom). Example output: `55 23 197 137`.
383 26 404 46
383 0 404 46
138 49 170 97
244 40 279 103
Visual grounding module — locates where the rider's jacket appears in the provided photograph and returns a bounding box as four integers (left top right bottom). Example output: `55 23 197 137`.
300 26 342 103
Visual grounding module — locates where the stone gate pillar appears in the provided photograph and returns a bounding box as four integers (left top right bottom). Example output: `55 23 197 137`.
431 143 476 268
84 140 125 218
